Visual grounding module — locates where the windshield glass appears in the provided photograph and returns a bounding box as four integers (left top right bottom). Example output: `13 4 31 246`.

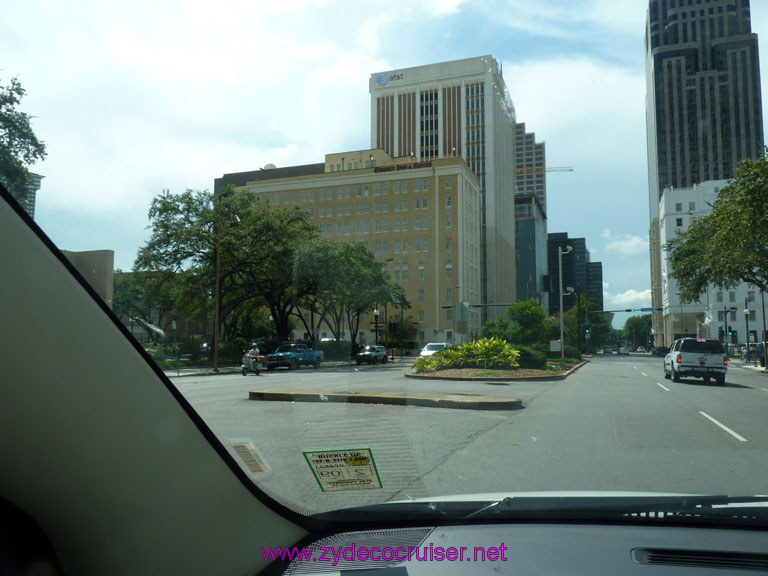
5 0 768 524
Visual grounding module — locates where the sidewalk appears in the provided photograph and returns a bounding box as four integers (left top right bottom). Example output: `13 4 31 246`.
730 359 768 374
162 356 415 378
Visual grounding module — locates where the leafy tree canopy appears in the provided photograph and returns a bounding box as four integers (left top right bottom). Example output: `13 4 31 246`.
0 77 47 201
666 150 768 301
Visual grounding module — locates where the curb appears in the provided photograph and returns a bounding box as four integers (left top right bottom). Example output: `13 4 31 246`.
249 389 523 411
403 360 590 382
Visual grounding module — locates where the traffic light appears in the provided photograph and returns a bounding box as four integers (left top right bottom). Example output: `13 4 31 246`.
728 326 733 336
718 327 724 340
625 308 635 312
585 326 590 334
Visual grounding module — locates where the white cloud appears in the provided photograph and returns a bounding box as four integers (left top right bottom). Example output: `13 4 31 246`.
604 235 649 256
605 289 652 310
600 228 611 240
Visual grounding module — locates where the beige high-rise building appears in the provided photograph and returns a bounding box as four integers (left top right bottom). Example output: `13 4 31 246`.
217 149 482 345
370 56 517 321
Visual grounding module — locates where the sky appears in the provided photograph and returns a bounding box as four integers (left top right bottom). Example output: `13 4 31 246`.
4 0 768 329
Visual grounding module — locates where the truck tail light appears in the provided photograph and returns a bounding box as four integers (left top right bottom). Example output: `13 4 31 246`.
676 355 681 363
724 356 728 365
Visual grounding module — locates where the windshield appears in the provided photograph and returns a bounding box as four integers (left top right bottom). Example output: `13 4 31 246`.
5 0 768 527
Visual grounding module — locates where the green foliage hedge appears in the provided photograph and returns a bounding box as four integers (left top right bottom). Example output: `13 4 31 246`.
412 338 520 373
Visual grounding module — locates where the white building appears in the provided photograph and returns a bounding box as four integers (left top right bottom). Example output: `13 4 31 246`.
369 56 517 321
659 180 765 349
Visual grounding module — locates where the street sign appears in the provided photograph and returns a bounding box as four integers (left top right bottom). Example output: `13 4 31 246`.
640 307 653 311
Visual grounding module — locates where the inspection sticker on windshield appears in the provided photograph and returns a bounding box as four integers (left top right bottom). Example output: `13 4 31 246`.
303 448 382 492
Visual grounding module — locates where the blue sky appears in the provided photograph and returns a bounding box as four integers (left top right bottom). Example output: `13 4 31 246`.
3 0 768 328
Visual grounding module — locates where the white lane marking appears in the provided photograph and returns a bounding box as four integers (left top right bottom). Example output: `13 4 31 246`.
763 389 768 392
641 372 648 377
699 412 748 442
657 382 670 391
633 366 638 370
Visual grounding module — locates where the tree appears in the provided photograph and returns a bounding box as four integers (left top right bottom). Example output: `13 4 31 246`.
135 188 318 342
623 314 653 349
561 295 611 349
0 77 47 201
666 150 768 301
481 298 548 347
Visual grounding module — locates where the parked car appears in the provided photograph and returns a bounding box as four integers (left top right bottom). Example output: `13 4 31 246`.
663 338 727 385
636 346 646 353
618 347 630 355
356 345 388 365
266 343 324 370
420 342 450 357
603 346 612 355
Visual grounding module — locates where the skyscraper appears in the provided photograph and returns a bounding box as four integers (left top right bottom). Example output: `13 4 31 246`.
646 0 763 344
370 56 517 319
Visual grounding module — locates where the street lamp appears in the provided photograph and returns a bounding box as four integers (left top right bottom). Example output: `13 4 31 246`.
373 307 380 345
212 186 234 373
745 301 753 365
558 245 573 371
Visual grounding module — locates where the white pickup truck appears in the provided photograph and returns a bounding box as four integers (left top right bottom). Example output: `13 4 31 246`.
663 337 728 385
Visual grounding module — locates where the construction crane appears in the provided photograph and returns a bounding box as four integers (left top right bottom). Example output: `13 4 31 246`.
515 166 574 175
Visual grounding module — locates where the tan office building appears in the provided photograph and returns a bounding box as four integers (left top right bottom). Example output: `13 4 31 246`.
219 149 482 345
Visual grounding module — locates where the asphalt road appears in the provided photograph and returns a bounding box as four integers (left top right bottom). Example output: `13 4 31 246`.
172 355 768 514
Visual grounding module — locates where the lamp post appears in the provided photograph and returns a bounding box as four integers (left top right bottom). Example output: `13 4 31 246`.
744 299 751 363
212 187 233 373
374 307 380 345
558 245 573 371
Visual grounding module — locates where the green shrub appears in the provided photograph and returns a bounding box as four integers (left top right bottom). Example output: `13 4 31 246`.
412 338 520 373
515 345 548 369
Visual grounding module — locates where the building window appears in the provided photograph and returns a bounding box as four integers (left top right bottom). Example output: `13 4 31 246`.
326 224 331 235
729 291 736 302
375 201 381 213
301 190 307 201
364 202 369 214
675 217 683 227
675 202 683 212
394 219 400 232
383 219 389 232
717 311 724 321
402 239 408 253
446 214 452 228
375 183 381 195
345 187 350 198
423 216 428 230
395 240 401 253
375 241 381 254
730 310 736 321
446 237 452 250
356 185 362 197
291 191 297 202
422 238 428 252
346 204 351 216
364 185 369 196
422 197 428 209
418 261 425 281
309 190 314 201
402 182 408 193
688 201 696 211
716 292 723 303
308 207 314 217
375 219 381 233
402 199 408 210
395 199 400 211
422 179 428 190
446 309 453 322
415 198 420 209
418 289 425 303
415 180 421 192
447 288 453 303
446 195 452 207
445 176 452 189
419 310 425 323
446 261 453 279
345 222 350 235
402 263 408 281
356 221 361 234
354 162 359 169
748 291 755 302
383 200 388 212
382 182 388 194
750 310 757 321
319 206 325 218
382 240 388 253
394 263 401 281
356 202 362 215
402 218 408 231
394 182 400 194
337 223 343 235
415 239 421 252
415 216 421 230
336 164 341 172
363 220 369 233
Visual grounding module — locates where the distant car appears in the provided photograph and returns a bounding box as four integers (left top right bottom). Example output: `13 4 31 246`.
603 346 612 355
636 346 646 353
420 342 450 357
618 347 630 355
356 345 388 365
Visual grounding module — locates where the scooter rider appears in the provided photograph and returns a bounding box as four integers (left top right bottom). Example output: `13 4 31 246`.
247 343 261 374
